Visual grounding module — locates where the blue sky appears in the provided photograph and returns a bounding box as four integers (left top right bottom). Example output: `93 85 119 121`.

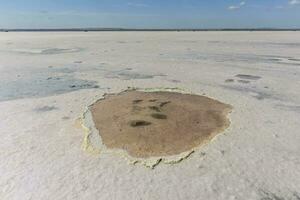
0 0 300 29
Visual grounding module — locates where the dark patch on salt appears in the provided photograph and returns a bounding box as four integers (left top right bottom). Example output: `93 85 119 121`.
129 120 152 127
148 106 161 112
238 80 251 84
225 79 235 83
151 113 167 119
34 106 58 112
133 99 143 104
159 101 171 107
235 74 261 80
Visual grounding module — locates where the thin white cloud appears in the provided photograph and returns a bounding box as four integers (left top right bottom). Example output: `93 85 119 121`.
278 0 300 9
228 1 246 10
289 0 300 5
228 6 240 10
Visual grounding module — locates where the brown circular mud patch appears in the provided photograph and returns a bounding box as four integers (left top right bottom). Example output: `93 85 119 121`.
90 90 232 158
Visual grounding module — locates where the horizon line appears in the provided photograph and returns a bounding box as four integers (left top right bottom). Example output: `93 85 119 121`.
1 27 300 32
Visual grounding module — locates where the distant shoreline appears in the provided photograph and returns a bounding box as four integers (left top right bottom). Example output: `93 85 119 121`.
1 28 300 32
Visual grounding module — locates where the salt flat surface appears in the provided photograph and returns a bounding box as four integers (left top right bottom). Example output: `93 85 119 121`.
0 31 300 200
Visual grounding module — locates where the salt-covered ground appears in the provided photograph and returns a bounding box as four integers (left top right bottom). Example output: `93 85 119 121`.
0 31 300 200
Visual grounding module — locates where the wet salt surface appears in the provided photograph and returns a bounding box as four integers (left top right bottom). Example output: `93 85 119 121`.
104 68 166 80
0 32 300 200
0 64 168 101
10 47 83 55
221 84 278 100
0 66 101 102
162 52 300 66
